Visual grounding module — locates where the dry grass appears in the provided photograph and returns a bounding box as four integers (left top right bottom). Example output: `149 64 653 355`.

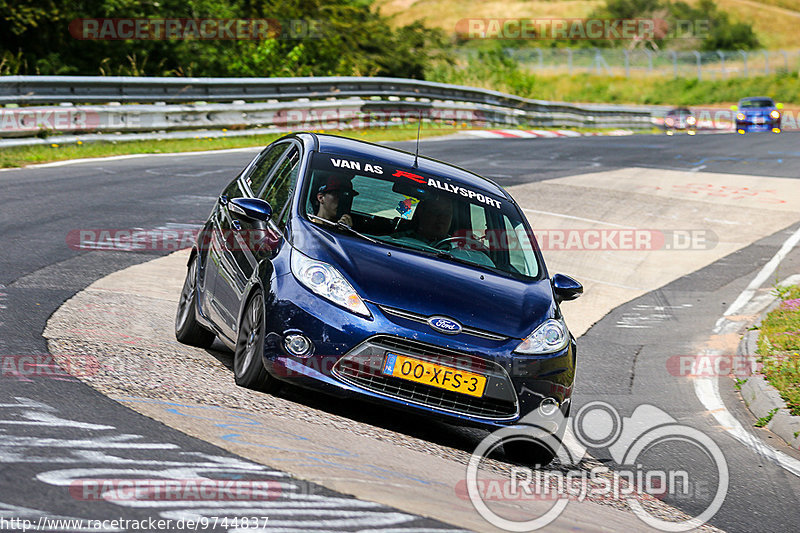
700 0 800 49
375 0 602 32
375 0 800 49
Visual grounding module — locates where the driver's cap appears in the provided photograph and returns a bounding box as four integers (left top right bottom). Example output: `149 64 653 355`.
318 175 358 196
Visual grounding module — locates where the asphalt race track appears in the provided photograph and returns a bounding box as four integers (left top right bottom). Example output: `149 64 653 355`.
2 132 800 532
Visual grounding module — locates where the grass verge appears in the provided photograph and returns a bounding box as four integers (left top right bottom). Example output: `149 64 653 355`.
0 125 645 169
756 283 800 416
0 127 462 169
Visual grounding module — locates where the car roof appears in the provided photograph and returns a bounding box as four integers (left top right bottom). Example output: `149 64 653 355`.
739 96 774 102
310 133 509 199
667 107 692 114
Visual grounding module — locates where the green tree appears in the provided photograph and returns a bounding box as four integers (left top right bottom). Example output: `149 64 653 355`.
0 0 448 77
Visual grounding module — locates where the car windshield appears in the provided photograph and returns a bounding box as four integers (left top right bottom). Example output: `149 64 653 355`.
304 151 541 280
740 99 775 108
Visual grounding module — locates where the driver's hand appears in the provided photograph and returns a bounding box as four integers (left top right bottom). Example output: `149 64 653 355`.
338 214 353 227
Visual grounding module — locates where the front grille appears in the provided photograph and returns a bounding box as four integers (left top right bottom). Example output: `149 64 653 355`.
378 305 509 341
332 335 518 420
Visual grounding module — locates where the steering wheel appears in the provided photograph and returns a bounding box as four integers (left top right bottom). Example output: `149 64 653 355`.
432 234 490 254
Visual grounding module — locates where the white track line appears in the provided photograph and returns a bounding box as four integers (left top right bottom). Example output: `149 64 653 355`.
723 227 800 317
0 147 262 172
694 224 800 477
522 208 636 229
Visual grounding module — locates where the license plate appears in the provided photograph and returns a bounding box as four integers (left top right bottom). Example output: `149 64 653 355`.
754 117 765 124
382 353 486 397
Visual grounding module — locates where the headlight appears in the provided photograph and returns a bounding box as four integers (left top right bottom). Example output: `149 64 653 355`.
665 118 674 126
686 116 696 125
736 113 745 121
514 318 570 355
770 110 780 119
290 249 371 317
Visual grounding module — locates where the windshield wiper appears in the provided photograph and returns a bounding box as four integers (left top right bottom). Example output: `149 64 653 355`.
307 214 380 245
429 248 494 272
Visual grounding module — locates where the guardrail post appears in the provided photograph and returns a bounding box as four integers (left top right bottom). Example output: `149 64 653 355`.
670 51 678 78
566 49 573 75
536 48 543 70
624 50 630 78
764 50 770 75
717 51 726 78
593 48 600 75
779 49 789 72
644 49 653 74
693 51 702 80
740 50 748 77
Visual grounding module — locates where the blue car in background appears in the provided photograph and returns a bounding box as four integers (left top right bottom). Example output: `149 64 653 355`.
735 96 782 134
175 132 582 464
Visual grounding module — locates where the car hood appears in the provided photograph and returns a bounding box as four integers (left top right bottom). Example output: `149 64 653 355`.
292 221 555 339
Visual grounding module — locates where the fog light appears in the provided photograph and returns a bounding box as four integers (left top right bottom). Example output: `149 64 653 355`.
772 127 781 133
284 334 312 357
538 397 560 416
738 129 745 134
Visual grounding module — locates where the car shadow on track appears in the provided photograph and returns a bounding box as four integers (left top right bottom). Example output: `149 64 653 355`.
205 342 492 459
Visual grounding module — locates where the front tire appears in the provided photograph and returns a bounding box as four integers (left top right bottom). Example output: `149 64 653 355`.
175 254 216 348
233 290 275 392
502 438 558 467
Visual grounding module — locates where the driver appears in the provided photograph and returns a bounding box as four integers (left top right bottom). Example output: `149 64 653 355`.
314 174 358 227
398 196 453 246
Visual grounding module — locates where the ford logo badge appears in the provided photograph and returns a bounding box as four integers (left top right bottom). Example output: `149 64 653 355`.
427 316 462 335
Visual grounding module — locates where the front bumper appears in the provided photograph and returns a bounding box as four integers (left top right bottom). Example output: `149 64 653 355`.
737 117 781 133
261 271 576 430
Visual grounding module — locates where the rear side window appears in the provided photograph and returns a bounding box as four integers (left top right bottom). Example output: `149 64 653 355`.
245 143 290 195
259 148 301 227
221 177 244 200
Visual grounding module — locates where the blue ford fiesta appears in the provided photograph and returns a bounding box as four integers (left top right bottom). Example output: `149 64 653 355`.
176 132 582 457
735 96 782 134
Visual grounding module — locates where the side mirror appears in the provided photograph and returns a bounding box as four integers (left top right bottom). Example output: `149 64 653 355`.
229 197 273 222
552 273 583 303
730 105 738 111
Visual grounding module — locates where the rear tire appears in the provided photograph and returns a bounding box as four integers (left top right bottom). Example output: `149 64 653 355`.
175 254 216 349
233 290 276 392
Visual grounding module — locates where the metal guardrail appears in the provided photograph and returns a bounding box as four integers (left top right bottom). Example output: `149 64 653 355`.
0 76 655 139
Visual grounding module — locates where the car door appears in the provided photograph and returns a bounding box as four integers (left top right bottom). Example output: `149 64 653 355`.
208 142 292 340
227 144 301 294
200 175 244 323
